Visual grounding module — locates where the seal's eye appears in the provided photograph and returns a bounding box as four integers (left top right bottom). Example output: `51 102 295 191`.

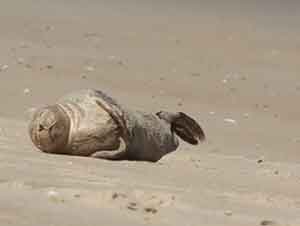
39 124 45 131
156 111 162 117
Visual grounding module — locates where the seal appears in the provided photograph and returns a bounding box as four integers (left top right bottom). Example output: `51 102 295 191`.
29 89 206 162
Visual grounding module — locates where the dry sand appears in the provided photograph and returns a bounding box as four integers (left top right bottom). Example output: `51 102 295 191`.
0 0 300 225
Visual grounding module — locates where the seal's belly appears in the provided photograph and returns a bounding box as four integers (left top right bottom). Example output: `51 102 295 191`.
58 90 120 156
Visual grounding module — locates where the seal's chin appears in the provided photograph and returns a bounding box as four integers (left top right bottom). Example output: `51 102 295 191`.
28 105 70 154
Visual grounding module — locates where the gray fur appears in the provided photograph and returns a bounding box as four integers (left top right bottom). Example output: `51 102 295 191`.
29 89 205 162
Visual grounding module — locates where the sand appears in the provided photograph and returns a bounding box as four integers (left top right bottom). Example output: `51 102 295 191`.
0 0 300 225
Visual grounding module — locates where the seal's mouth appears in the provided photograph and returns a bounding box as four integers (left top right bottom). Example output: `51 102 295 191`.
37 119 57 143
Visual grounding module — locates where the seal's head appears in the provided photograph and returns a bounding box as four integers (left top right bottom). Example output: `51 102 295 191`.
28 105 70 154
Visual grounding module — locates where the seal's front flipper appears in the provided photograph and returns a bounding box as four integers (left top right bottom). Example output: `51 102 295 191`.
91 149 127 160
156 111 205 145
90 138 127 160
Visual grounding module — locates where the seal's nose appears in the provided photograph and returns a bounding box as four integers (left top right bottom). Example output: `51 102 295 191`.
28 105 70 154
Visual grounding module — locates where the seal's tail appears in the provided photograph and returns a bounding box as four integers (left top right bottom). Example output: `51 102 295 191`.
156 111 206 145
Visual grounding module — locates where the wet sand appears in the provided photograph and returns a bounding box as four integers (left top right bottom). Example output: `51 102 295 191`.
0 0 300 225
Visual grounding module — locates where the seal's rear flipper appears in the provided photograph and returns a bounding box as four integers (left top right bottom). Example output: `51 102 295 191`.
172 112 206 145
157 111 205 145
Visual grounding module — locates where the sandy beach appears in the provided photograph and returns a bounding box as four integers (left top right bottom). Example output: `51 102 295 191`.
0 0 300 225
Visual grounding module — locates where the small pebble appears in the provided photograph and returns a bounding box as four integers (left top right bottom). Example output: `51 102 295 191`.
23 88 31 95
73 193 81 198
44 25 54 31
209 111 215 115
257 159 264 164
0 127 4 136
260 220 277 226
19 42 29 48
229 87 237 92
112 192 119 200
263 104 269 111
270 49 280 56
177 98 183 106
46 65 53 69
0 64 9 71
47 190 62 202
108 55 116 60
84 32 98 38
191 72 201 77
25 64 32 69
227 35 233 41
293 138 300 143
255 144 261 149
240 76 247 81
144 207 158 214
243 113 250 118
224 210 233 216
117 60 124 66
159 90 165 95
80 74 87 79
17 58 25 64
224 118 237 124
222 79 228 84
11 181 26 189
127 202 138 211
85 66 95 72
